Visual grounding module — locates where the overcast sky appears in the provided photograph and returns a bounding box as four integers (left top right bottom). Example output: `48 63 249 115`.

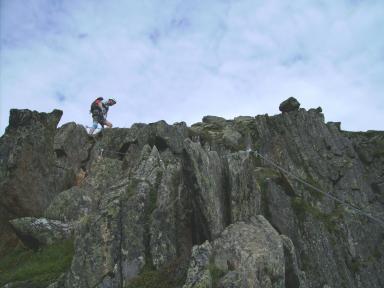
1 0 383 135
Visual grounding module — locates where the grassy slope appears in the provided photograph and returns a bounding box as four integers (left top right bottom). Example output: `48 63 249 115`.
0 239 74 287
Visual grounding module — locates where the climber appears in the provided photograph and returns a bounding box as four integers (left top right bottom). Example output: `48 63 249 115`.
89 97 117 134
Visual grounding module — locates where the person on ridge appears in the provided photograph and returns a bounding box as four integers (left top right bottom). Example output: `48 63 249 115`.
89 97 117 134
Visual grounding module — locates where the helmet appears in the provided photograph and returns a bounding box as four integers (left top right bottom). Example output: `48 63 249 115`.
108 98 117 105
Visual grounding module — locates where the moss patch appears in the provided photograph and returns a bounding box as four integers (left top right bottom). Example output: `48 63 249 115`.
0 239 74 287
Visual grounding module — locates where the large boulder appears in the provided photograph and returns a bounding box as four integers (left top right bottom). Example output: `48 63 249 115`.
183 216 293 288
279 97 300 112
212 216 285 288
9 217 72 249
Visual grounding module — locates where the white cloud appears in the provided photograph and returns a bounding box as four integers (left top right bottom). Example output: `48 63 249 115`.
1 0 384 135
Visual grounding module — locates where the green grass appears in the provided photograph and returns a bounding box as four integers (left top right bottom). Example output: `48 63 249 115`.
125 260 185 288
125 270 177 288
208 263 226 288
0 239 74 287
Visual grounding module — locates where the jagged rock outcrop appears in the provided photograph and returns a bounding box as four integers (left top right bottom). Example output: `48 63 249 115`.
1 98 383 288
0 109 64 217
0 110 91 255
54 122 93 174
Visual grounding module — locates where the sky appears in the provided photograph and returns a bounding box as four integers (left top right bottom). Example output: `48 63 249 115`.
1 0 384 135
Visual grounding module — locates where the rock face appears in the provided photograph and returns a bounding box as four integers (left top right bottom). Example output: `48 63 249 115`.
0 109 63 217
1 98 384 288
0 110 90 253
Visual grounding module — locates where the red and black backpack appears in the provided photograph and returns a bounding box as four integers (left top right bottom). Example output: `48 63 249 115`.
90 97 104 113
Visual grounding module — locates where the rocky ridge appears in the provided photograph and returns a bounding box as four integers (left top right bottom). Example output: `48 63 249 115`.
0 98 383 288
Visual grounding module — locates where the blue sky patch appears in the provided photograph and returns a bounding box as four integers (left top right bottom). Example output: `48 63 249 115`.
1 0 384 134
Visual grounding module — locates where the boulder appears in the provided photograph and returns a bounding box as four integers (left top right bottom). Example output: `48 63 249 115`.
183 216 287 288
212 216 285 288
279 97 300 112
9 217 72 250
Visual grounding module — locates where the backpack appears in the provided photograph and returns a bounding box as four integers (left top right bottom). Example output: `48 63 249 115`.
90 97 104 113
